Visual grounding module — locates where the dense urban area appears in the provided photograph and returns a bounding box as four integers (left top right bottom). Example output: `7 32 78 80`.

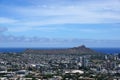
0 45 120 80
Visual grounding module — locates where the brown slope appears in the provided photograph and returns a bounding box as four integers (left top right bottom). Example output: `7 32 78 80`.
24 45 97 55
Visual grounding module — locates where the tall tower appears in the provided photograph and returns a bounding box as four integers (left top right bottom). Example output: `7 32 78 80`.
82 56 89 68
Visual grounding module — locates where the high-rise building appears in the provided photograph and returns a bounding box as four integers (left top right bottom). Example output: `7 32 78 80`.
118 53 120 59
82 56 89 68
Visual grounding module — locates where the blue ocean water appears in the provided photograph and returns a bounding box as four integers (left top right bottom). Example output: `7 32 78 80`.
0 48 120 54
92 48 120 54
0 48 26 53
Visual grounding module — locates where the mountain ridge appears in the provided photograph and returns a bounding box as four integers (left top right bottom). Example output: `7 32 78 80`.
24 45 98 55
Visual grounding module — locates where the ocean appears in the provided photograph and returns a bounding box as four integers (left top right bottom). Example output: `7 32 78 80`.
0 48 120 54
92 48 120 54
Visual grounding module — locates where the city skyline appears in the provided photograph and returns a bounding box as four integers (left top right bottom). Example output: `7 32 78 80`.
0 0 120 47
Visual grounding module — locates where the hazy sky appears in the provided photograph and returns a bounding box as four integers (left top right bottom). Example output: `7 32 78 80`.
0 0 120 47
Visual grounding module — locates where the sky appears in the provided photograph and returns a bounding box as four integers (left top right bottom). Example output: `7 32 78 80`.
0 0 120 48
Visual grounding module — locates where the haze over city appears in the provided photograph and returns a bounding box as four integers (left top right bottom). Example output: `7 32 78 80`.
0 0 120 47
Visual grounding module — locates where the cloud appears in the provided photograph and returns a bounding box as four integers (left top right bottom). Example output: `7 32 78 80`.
0 27 8 33
0 0 120 47
7 26 62 32
0 17 18 24
0 27 120 47
0 27 120 44
1 34 120 47
0 0 119 27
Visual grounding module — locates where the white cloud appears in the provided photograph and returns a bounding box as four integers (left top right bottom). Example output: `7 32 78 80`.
8 26 33 32
0 17 18 24
0 0 120 47
1 33 120 47
0 0 120 28
4 0 118 27
0 27 8 33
